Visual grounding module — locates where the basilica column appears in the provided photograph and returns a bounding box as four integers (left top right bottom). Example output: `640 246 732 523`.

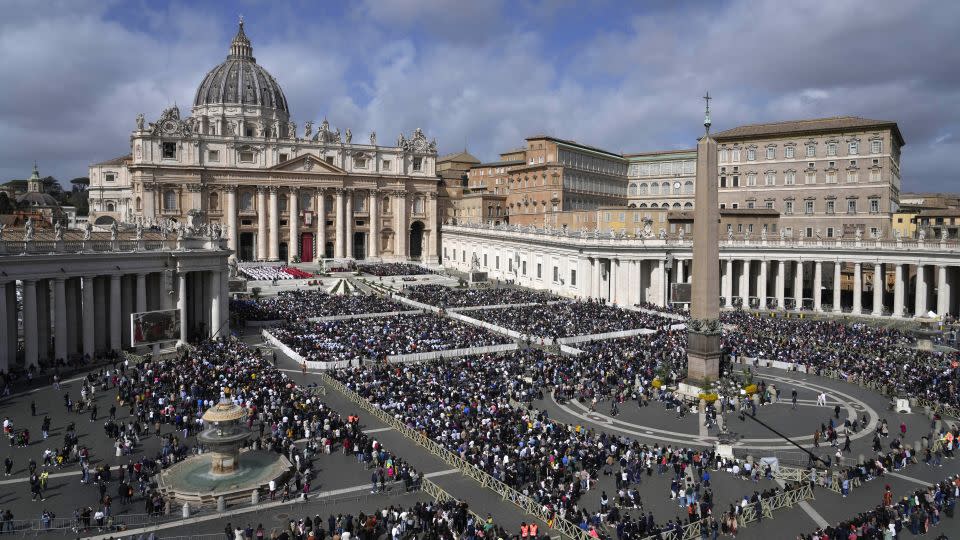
53 277 67 362
334 189 346 258
776 260 786 310
178 272 188 345
723 259 733 308
937 265 949 317
256 187 268 260
268 186 279 261
427 192 439 261
813 260 823 312
610 259 619 304
915 264 927 317
225 185 238 258
893 264 905 317
394 190 408 259
852 263 863 315
288 187 299 263
655 258 666 306
794 260 804 310
82 276 96 357
872 263 883 316
592 258 602 300
758 260 768 309
316 190 327 260
345 190 354 258
23 280 38 367
676 259 685 286
219 266 230 336
833 262 842 313
740 259 751 308
368 190 380 259
110 274 122 351
142 182 156 221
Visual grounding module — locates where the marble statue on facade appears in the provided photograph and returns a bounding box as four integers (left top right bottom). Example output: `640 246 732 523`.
918 228 926 241
369 131 377 145
82 221 92 241
779 228 786 241
855 228 863 241
54 221 63 241
135 221 143 241
727 228 734 242
659 228 667 240
23 218 34 241
287 121 296 139
135 113 145 130
815 229 822 241
229 257 238 278
345 128 352 144
304 121 313 139
942 228 949 241
677 228 685 241
761 225 768 241
110 221 119 241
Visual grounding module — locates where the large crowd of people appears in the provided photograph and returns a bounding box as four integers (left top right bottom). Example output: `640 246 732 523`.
230 291 404 323
239 265 313 281
356 263 435 277
719 311 960 409
468 300 673 339
402 284 557 308
800 474 958 539
271 314 512 364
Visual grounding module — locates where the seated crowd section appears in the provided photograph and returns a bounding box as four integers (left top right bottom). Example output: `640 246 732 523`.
356 263 435 277
271 313 512 363
468 300 675 339
230 291 405 323
238 265 313 281
402 284 557 308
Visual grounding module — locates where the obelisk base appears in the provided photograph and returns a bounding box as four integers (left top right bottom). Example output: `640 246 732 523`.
686 330 721 384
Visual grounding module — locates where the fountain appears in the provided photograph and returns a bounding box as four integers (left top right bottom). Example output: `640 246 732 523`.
157 399 292 506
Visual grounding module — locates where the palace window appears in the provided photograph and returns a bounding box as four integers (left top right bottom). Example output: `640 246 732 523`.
162 142 176 159
278 153 288 163
784 201 794 215
806 145 815 158
355 157 367 169
871 140 882 154
870 199 880 213
764 172 775 186
382 160 391 171
827 143 837 156
570 269 577 286
413 157 423 171
766 147 775 160
208 192 219 211
826 200 835 214
105 173 115 182
240 191 254 211
747 148 756 161
324 156 334 165
805 201 814 214
208 150 220 162
239 151 254 163
847 200 857 213
848 141 859 155
785 146 795 158
413 197 425 214
163 190 177 210
785 171 796 185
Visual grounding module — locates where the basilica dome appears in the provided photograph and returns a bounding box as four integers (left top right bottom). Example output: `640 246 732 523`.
193 20 289 118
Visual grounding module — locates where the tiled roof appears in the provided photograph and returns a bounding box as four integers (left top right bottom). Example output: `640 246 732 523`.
92 154 132 167
437 150 480 163
524 135 624 159
470 160 525 169
624 148 696 158
712 116 904 146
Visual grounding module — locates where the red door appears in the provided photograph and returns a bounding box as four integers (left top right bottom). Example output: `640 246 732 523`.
300 233 314 262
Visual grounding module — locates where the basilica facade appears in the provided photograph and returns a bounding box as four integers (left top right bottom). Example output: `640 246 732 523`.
88 20 440 263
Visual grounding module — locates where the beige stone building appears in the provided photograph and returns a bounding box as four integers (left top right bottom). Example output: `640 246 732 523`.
88 20 440 264
712 116 904 240
626 149 697 210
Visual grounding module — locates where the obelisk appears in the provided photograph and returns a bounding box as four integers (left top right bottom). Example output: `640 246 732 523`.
686 93 721 384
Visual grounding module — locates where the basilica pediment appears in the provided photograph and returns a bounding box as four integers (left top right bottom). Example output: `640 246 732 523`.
270 153 347 174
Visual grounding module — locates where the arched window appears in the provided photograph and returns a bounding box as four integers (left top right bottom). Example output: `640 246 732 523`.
638 203 648 208
163 190 177 211
135 197 142 211
325 195 334 213
208 192 219 211
382 196 391 213
629 183 638 196
650 183 660 195
413 197 425 214
353 193 366 212
684 202 693 208
662 182 670 194
649 203 658 208
684 181 694 194
672 202 681 208
638 183 649 195
106 203 115 212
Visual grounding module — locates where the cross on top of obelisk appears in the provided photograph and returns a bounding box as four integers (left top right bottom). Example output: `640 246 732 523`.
703 91 712 134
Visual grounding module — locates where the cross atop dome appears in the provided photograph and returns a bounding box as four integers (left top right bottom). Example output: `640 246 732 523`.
229 16 254 61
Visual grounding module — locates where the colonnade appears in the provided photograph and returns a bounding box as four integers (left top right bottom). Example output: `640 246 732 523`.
0 267 230 372
220 185 438 263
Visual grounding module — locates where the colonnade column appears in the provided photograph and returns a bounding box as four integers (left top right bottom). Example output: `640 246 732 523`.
178 272 188 345
23 280 38 367
793 260 804 310
225 185 237 258
610 259 619 304
937 265 949 317
813 261 823 312
53 277 67 362
592 258 602 300
82 276 96 357
653 259 666 306
36 280 50 362
833 262 842 313
915 264 927 317
675 259 685 285
427 193 439 262
268 186 279 261
256 187 268 260
0 282 8 370
758 260 768 309
316 190 326 260
142 183 156 222
368 190 380 259
110 274 121 351
723 259 733 308
852 263 863 315
219 266 230 337
135 273 147 314
776 260 786 310
288 187 299 263
334 189 346 258
893 264 905 318
740 259 751 307
345 190 354 259
872 263 883 316
209 270 222 338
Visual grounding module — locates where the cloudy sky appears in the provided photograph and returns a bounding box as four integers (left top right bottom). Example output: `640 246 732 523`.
1 0 957 191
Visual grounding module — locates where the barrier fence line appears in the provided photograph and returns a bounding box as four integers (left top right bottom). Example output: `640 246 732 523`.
446 312 529 342
317 372 592 540
261 330 355 371
447 300 564 313
392 295 443 314
555 327 655 345
308 310 423 322
386 343 519 363
639 483 814 540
